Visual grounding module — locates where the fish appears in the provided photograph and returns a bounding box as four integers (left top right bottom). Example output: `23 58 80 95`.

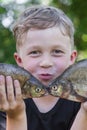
48 59 87 102
0 63 47 98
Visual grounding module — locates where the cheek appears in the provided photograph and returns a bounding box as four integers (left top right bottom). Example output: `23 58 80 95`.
55 58 70 76
23 59 37 74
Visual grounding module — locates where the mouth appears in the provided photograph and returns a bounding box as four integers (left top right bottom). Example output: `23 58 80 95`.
38 74 53 81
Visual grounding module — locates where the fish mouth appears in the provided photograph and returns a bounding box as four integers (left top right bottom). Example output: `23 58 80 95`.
46 87 50 92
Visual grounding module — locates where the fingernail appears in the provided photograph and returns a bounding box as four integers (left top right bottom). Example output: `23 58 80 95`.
0 75 4 80
6 76 12 81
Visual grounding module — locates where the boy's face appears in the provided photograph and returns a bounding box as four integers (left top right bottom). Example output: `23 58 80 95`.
14 27 77 86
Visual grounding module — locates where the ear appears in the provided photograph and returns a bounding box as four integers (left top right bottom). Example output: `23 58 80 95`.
70 50 77 65
14 52 23 67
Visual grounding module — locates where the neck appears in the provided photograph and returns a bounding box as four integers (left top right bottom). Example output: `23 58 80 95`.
33 95 59 113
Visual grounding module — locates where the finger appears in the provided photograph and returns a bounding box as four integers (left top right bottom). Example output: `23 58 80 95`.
6 76 15 102
0 75 8 110
0 75 7 103
14 80 22 102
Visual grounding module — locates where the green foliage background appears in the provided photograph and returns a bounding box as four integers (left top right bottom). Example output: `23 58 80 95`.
0 0 87 64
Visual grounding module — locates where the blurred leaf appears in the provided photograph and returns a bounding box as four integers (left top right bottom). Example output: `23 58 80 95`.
0 6 6 14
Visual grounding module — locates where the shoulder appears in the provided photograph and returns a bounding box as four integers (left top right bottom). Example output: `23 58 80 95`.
58 98 81 114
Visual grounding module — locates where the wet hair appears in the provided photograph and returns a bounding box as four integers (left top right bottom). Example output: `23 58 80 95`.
12 5 75 51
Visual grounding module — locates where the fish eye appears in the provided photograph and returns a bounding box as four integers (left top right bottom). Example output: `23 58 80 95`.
52 85 58 91
35 87 42 93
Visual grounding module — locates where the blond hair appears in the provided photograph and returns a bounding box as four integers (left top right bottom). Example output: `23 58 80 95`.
12 5 75 51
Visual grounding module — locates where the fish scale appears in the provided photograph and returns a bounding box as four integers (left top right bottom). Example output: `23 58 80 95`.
0 63 47 98
48 59 87 102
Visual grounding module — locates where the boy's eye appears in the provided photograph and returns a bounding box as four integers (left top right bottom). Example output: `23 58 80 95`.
52 49 63 56
29 50 41 56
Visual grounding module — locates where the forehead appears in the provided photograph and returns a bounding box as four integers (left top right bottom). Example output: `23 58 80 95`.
17 28 71 50
26 27 71 44
18 27 72 53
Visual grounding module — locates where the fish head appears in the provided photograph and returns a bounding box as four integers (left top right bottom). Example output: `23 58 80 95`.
48 78 71 97
47 80 64 97
21 76 48 98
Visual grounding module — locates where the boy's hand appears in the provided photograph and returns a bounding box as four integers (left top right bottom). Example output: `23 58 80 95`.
71 101 87 130
0 75 25 119
81 101 87 114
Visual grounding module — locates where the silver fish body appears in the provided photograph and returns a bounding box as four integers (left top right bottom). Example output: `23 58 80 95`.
0 63 47 98
48 59 87 102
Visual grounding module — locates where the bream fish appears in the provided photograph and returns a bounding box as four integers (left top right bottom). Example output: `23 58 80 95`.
0 63 47 98
48 59 87 102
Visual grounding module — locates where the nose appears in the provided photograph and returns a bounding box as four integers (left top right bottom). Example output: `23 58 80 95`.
40 54 53 68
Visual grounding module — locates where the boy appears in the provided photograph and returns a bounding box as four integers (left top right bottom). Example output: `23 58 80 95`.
0 5 87 130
